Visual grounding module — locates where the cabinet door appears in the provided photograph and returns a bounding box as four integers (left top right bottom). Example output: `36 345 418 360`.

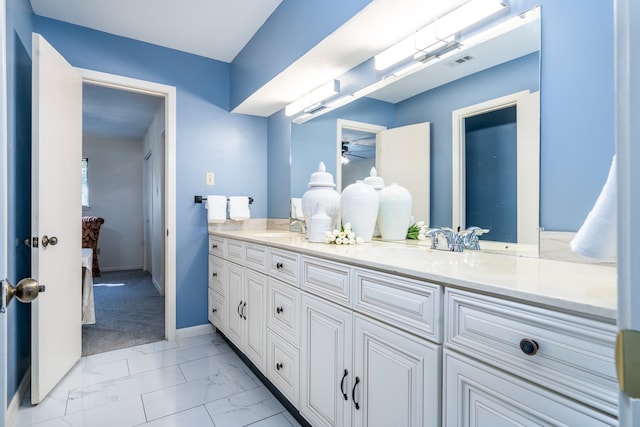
208 288 226 334
443 351 617 427
225 261 244 348
353 314 441 427
300 294 353 427
244 270 267 373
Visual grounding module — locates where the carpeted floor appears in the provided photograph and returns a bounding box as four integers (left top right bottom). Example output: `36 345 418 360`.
82 269 165 356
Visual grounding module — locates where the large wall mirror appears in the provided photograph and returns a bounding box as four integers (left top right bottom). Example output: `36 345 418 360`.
291 6 542 256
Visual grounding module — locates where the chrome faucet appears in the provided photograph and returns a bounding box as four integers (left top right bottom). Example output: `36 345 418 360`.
426 226 489 252
462 226 490 250
426 227 464 252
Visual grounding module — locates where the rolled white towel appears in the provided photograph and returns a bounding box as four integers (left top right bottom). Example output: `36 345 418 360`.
229 196 250 221
570 156 617 261
205 195 227 223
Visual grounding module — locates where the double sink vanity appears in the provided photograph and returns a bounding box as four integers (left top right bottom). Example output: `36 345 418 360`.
207 224 618 426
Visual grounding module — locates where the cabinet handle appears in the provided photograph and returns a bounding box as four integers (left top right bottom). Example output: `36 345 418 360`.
352 376 360 410
212 308 217 313
276 306 284 314
242 302 247 320
276 362 283 370
212 272 217 278
340 369 349 401
212 244 218 249
276 262 283 269
519 338 539 356
237 301 243 318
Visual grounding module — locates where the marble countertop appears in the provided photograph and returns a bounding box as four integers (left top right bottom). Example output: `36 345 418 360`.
209 226 617 322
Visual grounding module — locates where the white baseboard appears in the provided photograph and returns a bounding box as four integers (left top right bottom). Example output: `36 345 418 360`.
152 277 163 295
6 367 31 427
100 265 144 272
175 323 215 340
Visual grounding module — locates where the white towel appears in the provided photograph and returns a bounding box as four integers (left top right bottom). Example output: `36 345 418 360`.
570 156 617 261
290 198 304 219
205 195 227 224
229 196 250 221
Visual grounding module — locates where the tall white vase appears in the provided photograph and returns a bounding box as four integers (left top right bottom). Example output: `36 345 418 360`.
378 183 412 241
340 180 379 242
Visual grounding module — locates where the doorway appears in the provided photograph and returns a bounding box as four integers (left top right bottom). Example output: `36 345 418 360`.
79 68 177 344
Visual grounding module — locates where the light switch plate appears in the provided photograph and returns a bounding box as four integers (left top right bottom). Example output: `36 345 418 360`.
206 172 215 186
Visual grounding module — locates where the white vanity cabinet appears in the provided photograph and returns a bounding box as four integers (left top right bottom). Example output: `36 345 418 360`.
208 237 268 374
299 257 442 427
443 288 618 426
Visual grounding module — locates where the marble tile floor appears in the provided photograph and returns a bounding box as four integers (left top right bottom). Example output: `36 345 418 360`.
15 331 302 427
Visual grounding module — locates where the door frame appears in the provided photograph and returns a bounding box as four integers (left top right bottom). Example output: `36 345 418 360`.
335 119 386 192
0 0 8 422
452 90 539 255
78 68 177 340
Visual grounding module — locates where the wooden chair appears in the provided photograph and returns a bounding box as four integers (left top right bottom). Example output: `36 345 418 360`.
81 216 104 277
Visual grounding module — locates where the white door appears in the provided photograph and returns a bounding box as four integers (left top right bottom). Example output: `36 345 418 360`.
31 33 82 404
376 123 431 225
616 1 640 424
300 294 353 427
353 315 441 427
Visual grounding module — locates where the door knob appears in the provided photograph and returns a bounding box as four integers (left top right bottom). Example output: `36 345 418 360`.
41 235 58 247
1 278 46 312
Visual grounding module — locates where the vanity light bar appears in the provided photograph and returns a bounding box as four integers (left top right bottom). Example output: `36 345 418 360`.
374 0 506 71
285 80 340 116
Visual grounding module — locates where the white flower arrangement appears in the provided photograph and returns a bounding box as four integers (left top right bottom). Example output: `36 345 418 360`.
406 221 430 240
324 223 364 245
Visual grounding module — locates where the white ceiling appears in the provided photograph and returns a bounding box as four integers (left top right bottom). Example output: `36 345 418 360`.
30 0 282 62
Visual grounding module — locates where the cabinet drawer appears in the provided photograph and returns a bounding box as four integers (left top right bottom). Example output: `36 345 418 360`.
301 256 351 307
443 351 616 426
209 235 225 257
267 278 300 347
353 268 442 343
208 288 226 334
244 243 268 273
208 255 225 296
226 239 244 264
268 248 300 287
267 331 300 408
445 289 618 416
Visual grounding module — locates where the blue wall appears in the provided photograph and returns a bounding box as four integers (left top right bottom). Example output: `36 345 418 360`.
6 0 33 402
231 0 371 110
34 17 268 328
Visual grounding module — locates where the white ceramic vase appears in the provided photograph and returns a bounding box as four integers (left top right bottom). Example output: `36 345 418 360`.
340 180 379 242
378 183 412 241
363 167 385 237
301 162 341 236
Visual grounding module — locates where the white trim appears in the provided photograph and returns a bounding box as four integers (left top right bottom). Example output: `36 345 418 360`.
451 90 539 256
336 119 387 192
6 367 30 427
615 0 640 422
175 324 216 340
77 68 177 341
1 0 8 424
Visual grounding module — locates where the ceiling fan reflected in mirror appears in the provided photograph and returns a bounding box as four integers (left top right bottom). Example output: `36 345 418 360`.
341 141 375 165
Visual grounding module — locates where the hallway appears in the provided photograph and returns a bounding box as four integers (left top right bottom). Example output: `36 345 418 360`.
15 331 301 427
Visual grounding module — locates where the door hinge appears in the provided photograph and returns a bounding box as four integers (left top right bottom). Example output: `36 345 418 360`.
32 237 39 248
616 329 640 398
